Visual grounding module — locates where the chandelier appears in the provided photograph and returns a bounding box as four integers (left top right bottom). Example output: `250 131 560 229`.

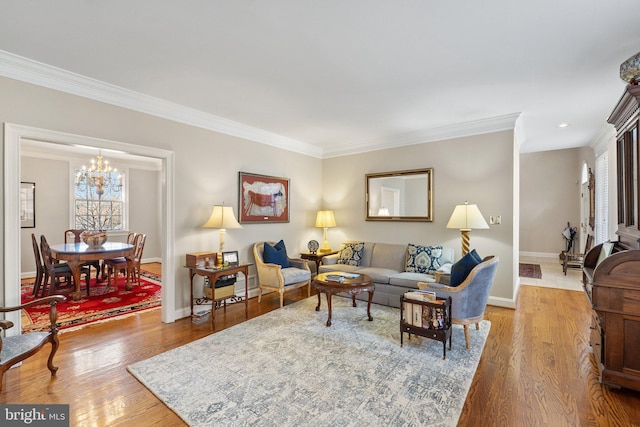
76 152 123 196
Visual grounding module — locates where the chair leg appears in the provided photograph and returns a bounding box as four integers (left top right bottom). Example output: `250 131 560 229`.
258 288 262 303
279 290 284 308
307 282 311 298
464 325 471 349
47 335 60 375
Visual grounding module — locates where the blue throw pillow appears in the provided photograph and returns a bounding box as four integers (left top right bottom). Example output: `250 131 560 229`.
263 240 290 268
450 249 482 287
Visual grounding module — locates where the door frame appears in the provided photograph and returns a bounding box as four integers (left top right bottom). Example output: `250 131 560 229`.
4 123 175 335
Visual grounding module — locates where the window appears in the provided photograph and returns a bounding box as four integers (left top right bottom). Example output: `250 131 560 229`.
595 152 609 244
72 165 126 231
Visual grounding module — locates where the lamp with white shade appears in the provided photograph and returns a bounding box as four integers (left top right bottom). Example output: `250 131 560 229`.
315 210 336 253
446 202 489 256
202 205 243 267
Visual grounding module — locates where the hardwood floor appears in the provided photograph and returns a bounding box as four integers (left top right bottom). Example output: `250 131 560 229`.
2 262 639 426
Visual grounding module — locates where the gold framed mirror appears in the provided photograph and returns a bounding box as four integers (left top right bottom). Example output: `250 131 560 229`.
365 168 433 222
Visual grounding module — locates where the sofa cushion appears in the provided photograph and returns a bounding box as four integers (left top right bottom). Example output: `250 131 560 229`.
281 267 311 286
405 244 444 273
263 240 290 268
337 242 365 266
370 243 408 271
353 267 399 284
450 249 482 286
389 272 436 288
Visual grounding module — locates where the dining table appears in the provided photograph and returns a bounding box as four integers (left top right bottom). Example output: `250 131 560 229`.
50 242 135 301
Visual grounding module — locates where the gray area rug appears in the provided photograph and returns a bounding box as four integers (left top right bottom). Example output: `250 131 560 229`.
128 297 490 426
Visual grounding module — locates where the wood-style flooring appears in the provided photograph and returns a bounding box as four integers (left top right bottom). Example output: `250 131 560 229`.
2 262 639 426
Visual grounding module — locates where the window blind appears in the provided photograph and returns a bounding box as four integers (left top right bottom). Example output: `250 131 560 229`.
595 152 609 244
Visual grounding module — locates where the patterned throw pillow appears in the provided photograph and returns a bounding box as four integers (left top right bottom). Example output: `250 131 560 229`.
337 242 365 266
405 244 444 274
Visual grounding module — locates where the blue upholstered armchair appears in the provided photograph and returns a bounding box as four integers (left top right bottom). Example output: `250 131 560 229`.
253 242 312 308
419 256 499 348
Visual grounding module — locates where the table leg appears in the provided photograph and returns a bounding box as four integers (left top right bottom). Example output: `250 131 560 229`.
325 291 333 327
210 280 217 328
67 260 83 301
243 268 249 320
315 290 322 311
352 295 357 307
366 290 374 321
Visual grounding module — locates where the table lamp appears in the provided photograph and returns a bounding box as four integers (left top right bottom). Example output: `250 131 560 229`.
202 205 243 267
446 201 489 256
315 210 336 253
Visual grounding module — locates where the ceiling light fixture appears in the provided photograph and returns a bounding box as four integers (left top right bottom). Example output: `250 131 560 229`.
558 123 570 128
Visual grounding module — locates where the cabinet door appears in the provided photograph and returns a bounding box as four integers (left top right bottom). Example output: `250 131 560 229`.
623 314 640 375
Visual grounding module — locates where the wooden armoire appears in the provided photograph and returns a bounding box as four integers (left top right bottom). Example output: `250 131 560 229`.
582 82 640 392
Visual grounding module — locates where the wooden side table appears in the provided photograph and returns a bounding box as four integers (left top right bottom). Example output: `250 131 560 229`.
300 250 338 271
188 263 251 328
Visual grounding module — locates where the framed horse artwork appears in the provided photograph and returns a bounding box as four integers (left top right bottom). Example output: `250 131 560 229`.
238 172 290 223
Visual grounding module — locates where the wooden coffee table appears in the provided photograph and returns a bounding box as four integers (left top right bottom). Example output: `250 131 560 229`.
313 272 375 326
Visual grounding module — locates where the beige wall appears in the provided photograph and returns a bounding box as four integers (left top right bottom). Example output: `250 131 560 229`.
322 131 516 301
1 76 323 314
2 75 523 314
520 147 595 255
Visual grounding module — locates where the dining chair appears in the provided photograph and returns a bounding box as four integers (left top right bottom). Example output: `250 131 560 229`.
104 233 146 288
64 229 102 281
30 233 45 297
32 233 73 298
40 235 90 297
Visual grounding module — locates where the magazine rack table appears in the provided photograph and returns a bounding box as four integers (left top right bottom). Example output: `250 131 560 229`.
400 295 452 359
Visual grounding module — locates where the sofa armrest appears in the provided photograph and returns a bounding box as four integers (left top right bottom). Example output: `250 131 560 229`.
322 254 339 265
417 281 461 293
436 263 452 274
288 258 310 271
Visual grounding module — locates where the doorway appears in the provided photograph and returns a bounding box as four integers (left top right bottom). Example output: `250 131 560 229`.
4 124 175 334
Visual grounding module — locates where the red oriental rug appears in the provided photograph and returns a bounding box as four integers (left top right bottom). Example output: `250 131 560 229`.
21 270 161 333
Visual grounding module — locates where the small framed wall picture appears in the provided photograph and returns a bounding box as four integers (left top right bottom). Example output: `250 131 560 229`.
20 181 36 228
222 251 239 266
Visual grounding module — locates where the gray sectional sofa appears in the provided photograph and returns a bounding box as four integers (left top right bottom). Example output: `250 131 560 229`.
318 241 455 308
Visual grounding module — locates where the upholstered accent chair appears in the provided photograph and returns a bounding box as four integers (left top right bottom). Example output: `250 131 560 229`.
0 295 65 392
253 242 312 308
419 256 499 349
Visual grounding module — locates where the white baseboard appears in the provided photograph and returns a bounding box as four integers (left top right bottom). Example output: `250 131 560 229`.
519 251 560 259
487 295 516 309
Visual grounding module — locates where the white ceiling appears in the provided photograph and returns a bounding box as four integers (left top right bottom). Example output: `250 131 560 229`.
1 1 639 157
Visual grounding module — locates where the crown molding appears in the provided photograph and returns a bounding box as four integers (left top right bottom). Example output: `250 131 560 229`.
590 123 616 157
0 49 520 160
322 113 521 158
0 50 323 158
